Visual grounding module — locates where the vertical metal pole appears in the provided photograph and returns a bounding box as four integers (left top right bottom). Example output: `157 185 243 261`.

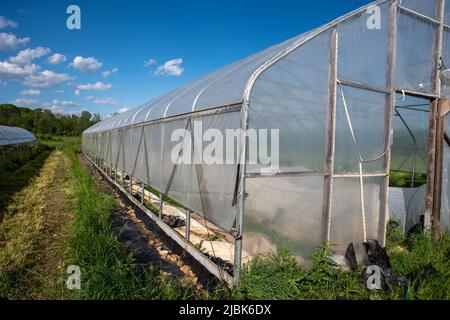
322 28 338 243
186 209 191 242
159 193 163 218
379 1 398 246
129 175 133 195
233 102 249 287
141 181 145 204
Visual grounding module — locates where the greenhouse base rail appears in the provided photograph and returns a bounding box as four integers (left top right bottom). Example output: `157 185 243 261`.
83 153 235 287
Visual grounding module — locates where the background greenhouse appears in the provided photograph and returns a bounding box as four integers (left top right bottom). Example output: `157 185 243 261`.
82 0 450 285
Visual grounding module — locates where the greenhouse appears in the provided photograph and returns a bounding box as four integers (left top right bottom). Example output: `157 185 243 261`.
83 0 450 285
0 125 36 148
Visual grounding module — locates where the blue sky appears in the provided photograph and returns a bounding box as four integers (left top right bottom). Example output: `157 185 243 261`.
0 0 372 118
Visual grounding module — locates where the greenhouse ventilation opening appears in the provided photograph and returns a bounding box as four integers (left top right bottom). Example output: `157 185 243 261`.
82 0 450 286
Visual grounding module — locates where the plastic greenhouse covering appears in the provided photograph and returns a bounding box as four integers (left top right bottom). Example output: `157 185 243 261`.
83 0 450 272
0 125 36 147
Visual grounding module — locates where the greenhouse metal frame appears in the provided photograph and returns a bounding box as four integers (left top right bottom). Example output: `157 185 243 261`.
83 0 450 286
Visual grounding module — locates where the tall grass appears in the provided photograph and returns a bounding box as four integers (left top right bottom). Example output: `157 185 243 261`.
233 230 450 300
58 137 195 299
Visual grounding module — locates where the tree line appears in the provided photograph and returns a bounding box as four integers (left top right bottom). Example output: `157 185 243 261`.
0 104 100 137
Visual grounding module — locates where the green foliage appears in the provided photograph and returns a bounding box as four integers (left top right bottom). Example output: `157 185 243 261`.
389 171 427 188
234 232 450 300
0 104 99 136
0 143 50 177
60 138 195 299
386 228 450 300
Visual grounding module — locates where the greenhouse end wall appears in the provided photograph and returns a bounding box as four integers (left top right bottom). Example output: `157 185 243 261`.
83 0 450 274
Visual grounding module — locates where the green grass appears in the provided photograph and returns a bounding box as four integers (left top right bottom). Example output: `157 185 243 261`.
233 231 450 300
41 137 450 300
0 143 50 177
48 137 196 300
389 171 428 188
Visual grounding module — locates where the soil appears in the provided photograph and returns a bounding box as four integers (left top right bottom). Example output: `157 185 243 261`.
78 155 221 293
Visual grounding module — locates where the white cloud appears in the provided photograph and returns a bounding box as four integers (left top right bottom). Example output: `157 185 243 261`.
154 58 184 76
75 81 112 94
52 99 77 106
47 53 66 65
118 107 130 114
23 70 73 88
0 16 18 29
0 32 30 51
86 96 118 105
12 98 38 107
9 47 51 65
102 67 118 78
144 58 157 67
70 56 102 74
42 104 86 116
20 89 41 96
0 61 39 80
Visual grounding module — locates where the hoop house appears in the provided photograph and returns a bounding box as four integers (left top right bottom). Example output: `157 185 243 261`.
0 125 36 147
83 0 450 285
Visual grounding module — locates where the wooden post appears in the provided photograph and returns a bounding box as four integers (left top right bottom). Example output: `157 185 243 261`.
432 99 450 240
425 0 445 230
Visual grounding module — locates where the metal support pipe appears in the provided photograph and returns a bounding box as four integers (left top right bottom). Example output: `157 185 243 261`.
322 27 338 243
159 193 163 218
186 209 191 242
233 106 249 287
129 175 133 195
141 182 145 205
378 1 398 246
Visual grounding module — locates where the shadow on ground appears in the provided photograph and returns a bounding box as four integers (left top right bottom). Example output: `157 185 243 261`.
0 149 52 220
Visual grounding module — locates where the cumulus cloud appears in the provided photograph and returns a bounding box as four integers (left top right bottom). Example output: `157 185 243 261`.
12 97 38 107
9 47 51 65
20 89 41 96
47 53 66 65
75 81 112 95
86 96 118 105
70 56 102 74
52 99 77 107
144 58 157 67
0 16 18 29
102 67 118 78
0 61 39 81
154 58 184 76
0 32 30 51
23 70 74 88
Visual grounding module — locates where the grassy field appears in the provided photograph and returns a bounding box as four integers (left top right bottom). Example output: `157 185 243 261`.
0 137 196 299
0 136 449 300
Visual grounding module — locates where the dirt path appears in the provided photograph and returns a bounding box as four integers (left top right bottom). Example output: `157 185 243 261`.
79 155 218 293
0 151 75 299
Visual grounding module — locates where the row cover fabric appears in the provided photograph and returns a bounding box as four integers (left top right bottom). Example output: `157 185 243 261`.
0 125 36 147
